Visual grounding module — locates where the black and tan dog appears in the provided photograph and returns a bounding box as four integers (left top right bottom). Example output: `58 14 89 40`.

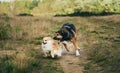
53 22 80 56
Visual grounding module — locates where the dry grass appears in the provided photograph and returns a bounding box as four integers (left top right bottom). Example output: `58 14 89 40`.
10 16 52 39
0 14 120 73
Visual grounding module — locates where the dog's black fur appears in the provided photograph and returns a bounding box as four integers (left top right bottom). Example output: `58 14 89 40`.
53 22 76 41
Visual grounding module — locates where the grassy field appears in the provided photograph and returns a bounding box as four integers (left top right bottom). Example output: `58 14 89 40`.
0 14 120 73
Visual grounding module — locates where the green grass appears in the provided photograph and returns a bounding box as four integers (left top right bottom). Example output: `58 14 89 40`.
83 15 120 73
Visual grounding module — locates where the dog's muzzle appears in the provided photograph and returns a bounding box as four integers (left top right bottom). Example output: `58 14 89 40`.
53 37 61 40
42 42 47 44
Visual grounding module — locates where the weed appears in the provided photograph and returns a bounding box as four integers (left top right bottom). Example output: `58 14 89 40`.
0 55 16 73
0 22 12 40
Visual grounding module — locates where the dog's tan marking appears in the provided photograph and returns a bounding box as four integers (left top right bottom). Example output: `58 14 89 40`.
52 41 59 50
54 33 63 39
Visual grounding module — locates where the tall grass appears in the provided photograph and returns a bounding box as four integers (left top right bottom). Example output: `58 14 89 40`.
0 15 64 73
0 14 12 40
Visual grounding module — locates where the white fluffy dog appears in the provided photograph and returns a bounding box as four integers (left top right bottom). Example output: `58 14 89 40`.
41 37 62 58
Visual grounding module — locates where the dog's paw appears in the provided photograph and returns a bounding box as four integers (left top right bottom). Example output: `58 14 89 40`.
51 54 55 58
76 50 80 56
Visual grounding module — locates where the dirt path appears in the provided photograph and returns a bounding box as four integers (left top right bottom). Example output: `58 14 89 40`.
57 49 87 73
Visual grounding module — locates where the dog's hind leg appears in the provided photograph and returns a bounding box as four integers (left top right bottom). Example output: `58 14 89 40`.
71 38 80 56
76 43 80 50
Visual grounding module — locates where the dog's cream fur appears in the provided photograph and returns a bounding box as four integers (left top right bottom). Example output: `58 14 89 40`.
41 37 62 58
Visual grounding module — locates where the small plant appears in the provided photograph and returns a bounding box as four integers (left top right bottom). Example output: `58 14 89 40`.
0 22 12 40
0 55 17 73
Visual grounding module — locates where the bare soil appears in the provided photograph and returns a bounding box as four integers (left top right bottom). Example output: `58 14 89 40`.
56 49 87 73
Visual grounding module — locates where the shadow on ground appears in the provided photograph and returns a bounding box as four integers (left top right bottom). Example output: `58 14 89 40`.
54 12 120 17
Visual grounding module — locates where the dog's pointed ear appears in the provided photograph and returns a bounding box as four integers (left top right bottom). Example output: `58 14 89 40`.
59 29 64 34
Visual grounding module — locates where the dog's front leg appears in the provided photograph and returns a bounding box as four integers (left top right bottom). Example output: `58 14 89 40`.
51 50 54 58
62 42 69 52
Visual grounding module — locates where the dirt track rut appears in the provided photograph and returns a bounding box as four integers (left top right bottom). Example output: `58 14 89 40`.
57 50 87 73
